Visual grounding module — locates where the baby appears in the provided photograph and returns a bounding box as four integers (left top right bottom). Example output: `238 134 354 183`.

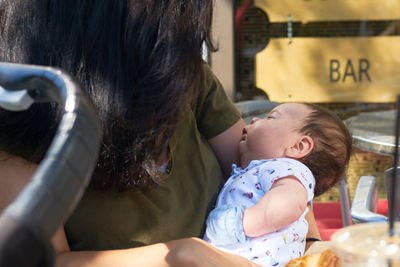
204 103 352 266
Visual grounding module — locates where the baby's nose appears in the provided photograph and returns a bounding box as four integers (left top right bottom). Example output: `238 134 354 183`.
250 117 260 125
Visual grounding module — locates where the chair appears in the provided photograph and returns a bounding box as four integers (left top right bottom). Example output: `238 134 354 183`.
350 167 399 224
314 175 390 240
350 176 387 223
313 201 343 241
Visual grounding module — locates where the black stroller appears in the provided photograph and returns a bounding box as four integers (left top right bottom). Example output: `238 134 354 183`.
0 63 102 267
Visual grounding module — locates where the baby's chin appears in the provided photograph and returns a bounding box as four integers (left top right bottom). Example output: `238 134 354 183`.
239 156 252 169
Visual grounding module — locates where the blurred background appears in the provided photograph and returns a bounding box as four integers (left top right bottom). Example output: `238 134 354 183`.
208 0 400 202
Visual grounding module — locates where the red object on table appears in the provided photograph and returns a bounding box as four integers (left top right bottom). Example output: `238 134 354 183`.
313 200 388 241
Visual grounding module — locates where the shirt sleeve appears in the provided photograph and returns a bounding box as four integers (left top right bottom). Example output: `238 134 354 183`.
258 158 315 202
193 63 241 139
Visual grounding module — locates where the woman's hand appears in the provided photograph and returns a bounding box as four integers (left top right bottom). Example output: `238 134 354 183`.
165 238 262 267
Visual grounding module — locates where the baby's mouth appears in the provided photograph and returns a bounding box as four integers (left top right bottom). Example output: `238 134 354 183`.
240 128 247 141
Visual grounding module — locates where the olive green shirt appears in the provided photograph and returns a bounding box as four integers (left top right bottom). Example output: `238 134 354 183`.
64 65 241 250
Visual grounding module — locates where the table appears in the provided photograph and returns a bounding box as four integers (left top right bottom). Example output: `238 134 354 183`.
344 109 400 223
345 109 398 156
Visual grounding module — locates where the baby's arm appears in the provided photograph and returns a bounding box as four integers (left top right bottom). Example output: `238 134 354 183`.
242 176 308 237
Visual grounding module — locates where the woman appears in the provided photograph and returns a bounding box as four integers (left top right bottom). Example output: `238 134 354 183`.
0 0 320 266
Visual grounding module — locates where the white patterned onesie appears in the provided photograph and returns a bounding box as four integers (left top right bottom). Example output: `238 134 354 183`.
204 158 315 267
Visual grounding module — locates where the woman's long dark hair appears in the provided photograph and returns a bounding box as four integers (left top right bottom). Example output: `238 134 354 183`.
0 0 216 191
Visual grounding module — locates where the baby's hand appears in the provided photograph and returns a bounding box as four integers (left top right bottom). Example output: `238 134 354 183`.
204 205 247 246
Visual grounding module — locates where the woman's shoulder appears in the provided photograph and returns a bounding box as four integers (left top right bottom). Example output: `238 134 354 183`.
192 63 241 139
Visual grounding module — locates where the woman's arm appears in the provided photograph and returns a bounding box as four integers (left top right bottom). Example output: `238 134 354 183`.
305 205 322 251
242 176 308 237
55 237 261 267
208 119 246 179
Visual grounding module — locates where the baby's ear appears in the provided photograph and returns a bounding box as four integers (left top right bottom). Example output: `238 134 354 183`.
285 135 314 159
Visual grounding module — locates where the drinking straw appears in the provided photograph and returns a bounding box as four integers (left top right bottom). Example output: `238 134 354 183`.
389 95 400 236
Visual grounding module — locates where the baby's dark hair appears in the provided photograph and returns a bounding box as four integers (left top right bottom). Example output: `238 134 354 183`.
297 103 352 196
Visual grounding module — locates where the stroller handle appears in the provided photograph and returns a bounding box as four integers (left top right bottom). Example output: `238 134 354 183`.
0 63 102 267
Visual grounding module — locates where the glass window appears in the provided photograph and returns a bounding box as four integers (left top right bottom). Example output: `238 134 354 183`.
234 0 400 202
